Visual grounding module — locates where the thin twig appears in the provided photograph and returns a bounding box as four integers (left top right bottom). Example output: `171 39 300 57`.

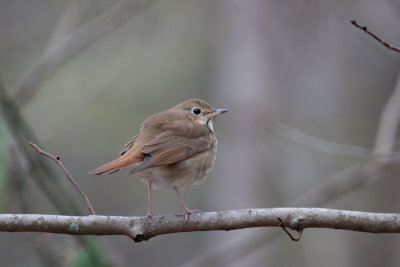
350 20 400 53
0 208 399 242
28 142 96 215
0 85 82 215
277 217 303 241
1 82 104 264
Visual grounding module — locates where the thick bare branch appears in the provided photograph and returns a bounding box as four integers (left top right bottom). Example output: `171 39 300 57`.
1 208 400 242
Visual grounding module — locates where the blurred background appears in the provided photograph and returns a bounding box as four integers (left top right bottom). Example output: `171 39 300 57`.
1 0 400 266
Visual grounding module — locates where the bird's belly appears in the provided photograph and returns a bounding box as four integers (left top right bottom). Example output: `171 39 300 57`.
136 148 216 190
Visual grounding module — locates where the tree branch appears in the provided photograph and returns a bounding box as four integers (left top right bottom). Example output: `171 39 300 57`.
1 208 400 242
277 217 303 241
28 142 96 215
350 20 400 53
0 84 82 215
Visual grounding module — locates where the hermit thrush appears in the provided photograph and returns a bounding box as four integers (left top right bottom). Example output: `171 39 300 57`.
89 98 227 221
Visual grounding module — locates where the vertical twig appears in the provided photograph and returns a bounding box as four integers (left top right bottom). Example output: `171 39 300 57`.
28 142 96 215
0 84 106 264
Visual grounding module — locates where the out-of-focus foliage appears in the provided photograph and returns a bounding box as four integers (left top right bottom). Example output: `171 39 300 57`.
68 238 108 267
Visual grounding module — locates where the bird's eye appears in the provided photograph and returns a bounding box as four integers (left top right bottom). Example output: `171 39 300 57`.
191 107 201 115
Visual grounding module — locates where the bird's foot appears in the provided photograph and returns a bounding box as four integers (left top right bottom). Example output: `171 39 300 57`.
184 208 200 222
147 210 153 219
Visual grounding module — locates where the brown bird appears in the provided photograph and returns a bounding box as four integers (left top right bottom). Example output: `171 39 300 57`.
89 98 227 221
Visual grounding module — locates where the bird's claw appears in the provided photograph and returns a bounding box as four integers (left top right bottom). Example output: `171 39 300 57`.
184 209 200 222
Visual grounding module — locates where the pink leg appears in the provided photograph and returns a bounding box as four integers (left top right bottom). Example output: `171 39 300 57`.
147 180 153 218
174 186 199 222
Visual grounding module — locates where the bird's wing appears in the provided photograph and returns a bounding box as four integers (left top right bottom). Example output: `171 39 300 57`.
119 134 138 155
129 132 210 173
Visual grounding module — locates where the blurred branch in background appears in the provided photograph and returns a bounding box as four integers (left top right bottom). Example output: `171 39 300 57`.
0 84 83 214
0 84 108 266
351 20 400 156
266 121 371 161
46 0 92 49
13 0 157 104
2 1 157 265
293 70 400 205
182 162 400 267
1 208 400 241
184 21 400 267
374 74 400 157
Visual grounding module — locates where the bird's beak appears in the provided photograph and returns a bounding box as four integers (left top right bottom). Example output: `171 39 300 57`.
211 108 228 117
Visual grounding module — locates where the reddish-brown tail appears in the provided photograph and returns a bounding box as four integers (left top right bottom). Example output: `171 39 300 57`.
89 155 140 175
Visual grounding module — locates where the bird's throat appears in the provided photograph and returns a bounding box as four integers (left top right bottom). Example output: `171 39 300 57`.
207 119 214 132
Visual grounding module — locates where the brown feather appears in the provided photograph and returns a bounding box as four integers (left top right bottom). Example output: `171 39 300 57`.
119 134 138 155
89 154 141 175
130 135 210 173
126 111 212 173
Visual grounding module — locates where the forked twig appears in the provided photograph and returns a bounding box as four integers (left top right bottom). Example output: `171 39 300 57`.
28 142 96 215
350 20 400 53
277 217 303 241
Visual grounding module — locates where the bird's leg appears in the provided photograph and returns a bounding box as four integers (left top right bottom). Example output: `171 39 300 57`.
147 180 153 218
173 186 199 222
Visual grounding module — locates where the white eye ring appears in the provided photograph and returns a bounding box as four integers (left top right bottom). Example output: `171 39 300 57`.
191 107 201 115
